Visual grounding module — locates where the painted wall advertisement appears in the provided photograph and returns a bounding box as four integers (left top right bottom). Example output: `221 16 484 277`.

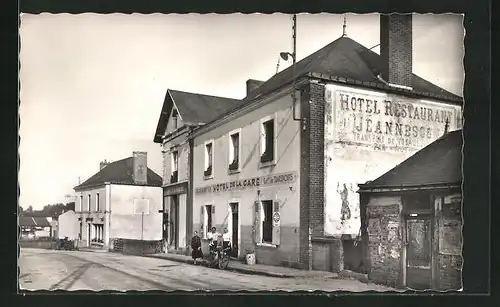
326 87 462 153
323 85 463 236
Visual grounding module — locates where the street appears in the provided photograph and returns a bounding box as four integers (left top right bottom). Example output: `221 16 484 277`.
18 248 397 292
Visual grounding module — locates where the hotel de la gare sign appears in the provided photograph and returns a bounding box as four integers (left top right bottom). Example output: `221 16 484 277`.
195 172 298 195
329 88 462 152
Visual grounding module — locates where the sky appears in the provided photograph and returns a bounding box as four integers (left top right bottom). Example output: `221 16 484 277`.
19 13 464 210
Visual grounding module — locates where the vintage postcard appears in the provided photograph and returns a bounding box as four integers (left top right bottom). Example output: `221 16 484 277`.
18 13 464 292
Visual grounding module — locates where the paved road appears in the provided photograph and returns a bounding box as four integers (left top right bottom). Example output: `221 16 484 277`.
19 248 396 292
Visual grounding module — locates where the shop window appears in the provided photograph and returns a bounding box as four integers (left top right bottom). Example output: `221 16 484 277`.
260 118 275 163
204 142 213 178
229 131 240 171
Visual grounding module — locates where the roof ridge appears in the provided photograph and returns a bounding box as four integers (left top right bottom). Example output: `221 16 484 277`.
169 89 240 101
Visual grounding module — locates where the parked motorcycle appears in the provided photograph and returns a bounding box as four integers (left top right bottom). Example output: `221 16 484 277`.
206 240 231 270
56 237 78 251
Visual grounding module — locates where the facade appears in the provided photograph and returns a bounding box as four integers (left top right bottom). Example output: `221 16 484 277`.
192 91 301 264
358 129 463 290
74 151 163 252
187 15 463 271
153 90 239 253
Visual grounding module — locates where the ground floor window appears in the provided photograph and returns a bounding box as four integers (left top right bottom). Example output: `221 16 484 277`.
261 200 273 243
205 205 213 236
92 224 104 243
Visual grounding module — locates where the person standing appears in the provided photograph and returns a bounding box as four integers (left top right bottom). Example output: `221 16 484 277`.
222 228 231 250
190 231 203 264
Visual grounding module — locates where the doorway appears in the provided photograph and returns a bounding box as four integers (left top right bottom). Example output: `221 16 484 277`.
405 214 432 290
169 195 179 249
230 203 239 258
87 223 91 247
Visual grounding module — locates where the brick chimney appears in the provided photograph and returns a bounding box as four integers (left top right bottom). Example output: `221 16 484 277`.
99 160 110 170
379 14 413 89
246 79 264 96
132 151 148 185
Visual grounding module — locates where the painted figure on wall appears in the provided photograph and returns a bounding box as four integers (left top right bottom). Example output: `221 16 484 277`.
337 183 351 223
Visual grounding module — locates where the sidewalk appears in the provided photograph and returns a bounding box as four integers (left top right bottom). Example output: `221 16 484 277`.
145 252 339 279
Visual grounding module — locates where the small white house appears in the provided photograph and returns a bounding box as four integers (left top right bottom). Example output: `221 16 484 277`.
58 210 78 240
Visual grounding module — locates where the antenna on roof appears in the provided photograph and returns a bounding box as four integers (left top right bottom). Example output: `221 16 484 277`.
342 14 347 37
275 55 281 75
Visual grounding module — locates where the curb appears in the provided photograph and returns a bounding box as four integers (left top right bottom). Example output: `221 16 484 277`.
145 254 338 279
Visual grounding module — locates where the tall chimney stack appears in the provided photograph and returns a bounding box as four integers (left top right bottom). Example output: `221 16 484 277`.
132 151 148 185
380 14 413 89
246 79 264 96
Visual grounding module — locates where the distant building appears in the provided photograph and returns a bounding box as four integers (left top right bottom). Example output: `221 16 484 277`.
153 90 239 253
358 129 463 290
19 216 52 238
74 152 163 253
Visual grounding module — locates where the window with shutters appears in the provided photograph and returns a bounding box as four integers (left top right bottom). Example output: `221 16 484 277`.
96 193 100 212
87 194 91 211
171 150 178 183
261 200 273 243
228 129 241 172
79 195 83 212
204 140 214 179
260 115 276 166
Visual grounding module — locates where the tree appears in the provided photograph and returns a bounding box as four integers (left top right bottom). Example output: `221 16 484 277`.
26 205 33 212
65 202 75 211
18 205 23 214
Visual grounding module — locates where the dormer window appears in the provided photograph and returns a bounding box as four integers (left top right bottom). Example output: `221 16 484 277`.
172 109 178 130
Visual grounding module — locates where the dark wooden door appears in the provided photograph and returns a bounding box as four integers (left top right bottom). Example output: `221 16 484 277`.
169 196 179 249
230 203 239 258
406 216 432 290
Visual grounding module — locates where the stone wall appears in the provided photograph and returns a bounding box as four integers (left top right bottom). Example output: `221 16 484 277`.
367 202 403 287
436 194 463 290
311 237 344 272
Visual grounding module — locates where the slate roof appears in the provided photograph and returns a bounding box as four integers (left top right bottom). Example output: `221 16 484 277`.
252 36 461 101
153 89 240 143
19 216 51 227
195 36 463 135
358 129 463 191
74 157 162 191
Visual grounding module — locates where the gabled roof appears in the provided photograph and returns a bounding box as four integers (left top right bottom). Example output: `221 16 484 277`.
74 157 162 191
358 129 463 191
153 89 240 143
19 216 51 227
248 36 462 103
193 36 463 137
